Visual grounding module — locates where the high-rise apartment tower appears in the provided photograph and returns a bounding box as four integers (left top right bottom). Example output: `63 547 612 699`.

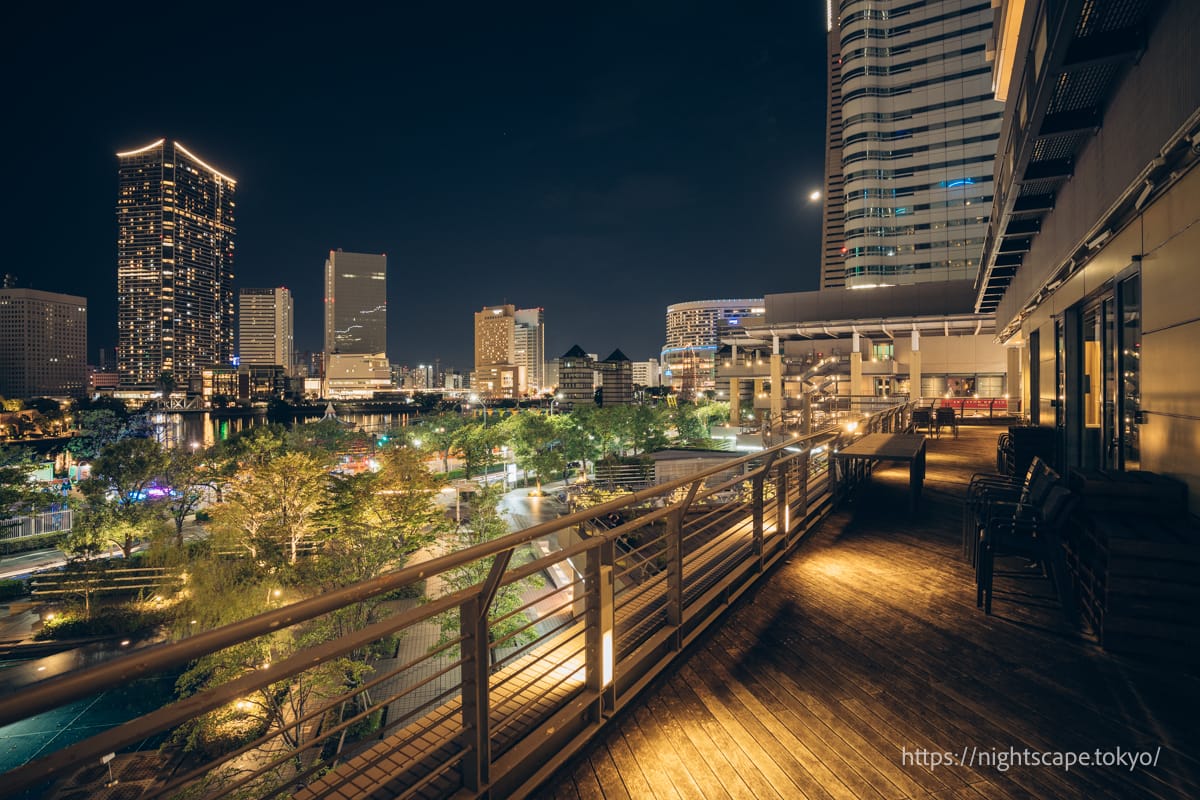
238 287 294 373
820 0 1003 289
116 139 236 388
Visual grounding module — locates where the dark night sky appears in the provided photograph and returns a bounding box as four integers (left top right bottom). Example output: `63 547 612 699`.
4 2 827 371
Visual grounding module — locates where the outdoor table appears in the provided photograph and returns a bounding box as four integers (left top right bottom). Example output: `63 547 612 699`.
832 433 927 514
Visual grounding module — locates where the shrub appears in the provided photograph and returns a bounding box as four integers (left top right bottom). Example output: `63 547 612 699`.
0 578 28 601
35 604 170 640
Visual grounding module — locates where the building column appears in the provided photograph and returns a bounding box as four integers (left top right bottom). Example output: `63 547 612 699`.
770 335 783 421
729 377 741 424
850 332 864 397
1007 345 1023 415
909 330 922 401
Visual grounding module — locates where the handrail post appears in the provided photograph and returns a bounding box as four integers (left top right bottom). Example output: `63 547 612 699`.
666 481 699 648
753 451 779 559
796 449 810 538
773 458 789 559
460 594 489 792
586 539 616 716
459 548 512 792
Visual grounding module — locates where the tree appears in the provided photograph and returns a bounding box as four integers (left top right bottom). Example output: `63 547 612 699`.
209 451 332 566
213 423 288 470
321 445 448 576
58 514 118 618
78 438 169 558
0 447 51 518
505 413 564 494
160 446 219 547
585 406 627 462
66 408 128 460
553 414 601 481
420 412 464 474
285 418 360 456
623 405 670 455
671 404 714 447
455 422 508 479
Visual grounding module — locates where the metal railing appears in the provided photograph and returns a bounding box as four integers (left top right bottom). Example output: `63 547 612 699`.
0 402 910 799
0 509 73 542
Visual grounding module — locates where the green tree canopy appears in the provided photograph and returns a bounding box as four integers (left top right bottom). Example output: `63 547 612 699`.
209 451 333 566
505 413 564 493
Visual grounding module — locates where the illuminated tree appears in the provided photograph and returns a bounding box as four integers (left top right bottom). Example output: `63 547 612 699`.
209 451 332 566
78 437 169 558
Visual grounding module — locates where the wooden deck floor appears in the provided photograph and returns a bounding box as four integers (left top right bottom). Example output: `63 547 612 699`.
535 426 1200 800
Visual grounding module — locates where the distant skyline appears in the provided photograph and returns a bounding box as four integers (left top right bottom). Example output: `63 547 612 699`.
5 3 827 370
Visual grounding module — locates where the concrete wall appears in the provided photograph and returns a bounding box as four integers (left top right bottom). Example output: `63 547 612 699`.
892 335 1009 378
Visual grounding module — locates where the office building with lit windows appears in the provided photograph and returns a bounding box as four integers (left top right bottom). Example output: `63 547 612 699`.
514 307 545 393
116 139 236 389
238 287 294 374
472 304 544 397
323 250 389 397
324 250 387 356
661 299 763 393
0 288 87 399
822 0 1003 289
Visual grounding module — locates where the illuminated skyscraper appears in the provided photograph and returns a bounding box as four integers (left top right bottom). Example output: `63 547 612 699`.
116 139 236 388
0 288 87 399
474 304 517 369
323 250 389 397
514 307 545 392
471 304 544 397
661 299 763 392
821 0 1002 289
323 250 387 356
238 287 294 373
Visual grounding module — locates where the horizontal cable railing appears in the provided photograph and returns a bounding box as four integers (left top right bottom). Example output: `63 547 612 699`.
0 401 911 799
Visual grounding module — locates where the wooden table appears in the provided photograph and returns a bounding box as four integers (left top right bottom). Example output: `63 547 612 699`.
832 433 927 514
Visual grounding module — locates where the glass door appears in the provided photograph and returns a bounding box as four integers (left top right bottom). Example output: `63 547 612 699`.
1119 274 1141 469
1081 303 1104 469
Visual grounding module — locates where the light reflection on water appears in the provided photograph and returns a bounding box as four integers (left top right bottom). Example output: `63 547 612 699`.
151 410 409 449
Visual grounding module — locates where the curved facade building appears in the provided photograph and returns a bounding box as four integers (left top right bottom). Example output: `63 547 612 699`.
662 299 763 392
830 0 1002 289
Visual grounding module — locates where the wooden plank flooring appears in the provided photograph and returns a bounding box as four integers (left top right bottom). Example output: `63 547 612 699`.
535 426 1200 799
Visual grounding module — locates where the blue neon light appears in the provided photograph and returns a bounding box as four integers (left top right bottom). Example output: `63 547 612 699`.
942 178 976 189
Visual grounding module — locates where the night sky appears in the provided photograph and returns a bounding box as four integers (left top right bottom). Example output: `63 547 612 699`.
5 2 827 371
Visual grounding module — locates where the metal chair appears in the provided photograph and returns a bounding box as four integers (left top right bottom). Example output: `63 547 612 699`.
976 483 1078 614
935 406 958 439
962 456 1054 563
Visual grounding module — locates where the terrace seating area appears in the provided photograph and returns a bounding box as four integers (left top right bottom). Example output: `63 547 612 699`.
537 426 1200 799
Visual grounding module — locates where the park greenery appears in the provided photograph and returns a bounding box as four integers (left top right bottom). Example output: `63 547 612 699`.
0 394 728 792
